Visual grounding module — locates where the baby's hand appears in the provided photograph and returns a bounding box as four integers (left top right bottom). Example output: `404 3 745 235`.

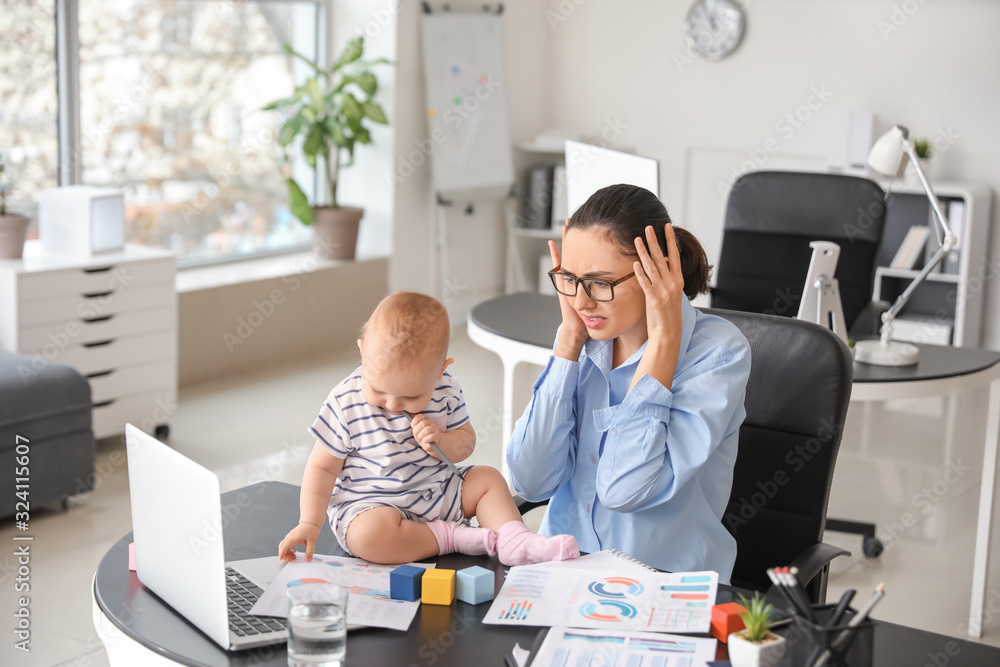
278 522 322 562
410 413 442 459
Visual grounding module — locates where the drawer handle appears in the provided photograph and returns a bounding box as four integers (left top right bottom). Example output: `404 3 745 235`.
86 370 114 379
83 315 114 324
93 399 115 408
83 290 114 298
83 339 115 348
83 266 114 274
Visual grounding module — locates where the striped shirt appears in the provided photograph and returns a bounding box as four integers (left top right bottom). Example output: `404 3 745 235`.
309 367 471 523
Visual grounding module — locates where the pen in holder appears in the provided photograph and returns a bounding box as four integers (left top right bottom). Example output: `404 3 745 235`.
787 605 874 667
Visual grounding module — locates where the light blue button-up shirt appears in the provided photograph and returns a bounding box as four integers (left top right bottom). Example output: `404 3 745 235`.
506 297 751 583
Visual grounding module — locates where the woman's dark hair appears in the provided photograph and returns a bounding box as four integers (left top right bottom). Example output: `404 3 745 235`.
567 183 711 299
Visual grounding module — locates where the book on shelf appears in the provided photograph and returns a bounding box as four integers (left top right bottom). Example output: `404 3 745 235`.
942 199 965 275
522 164 554 230
890 225 930 270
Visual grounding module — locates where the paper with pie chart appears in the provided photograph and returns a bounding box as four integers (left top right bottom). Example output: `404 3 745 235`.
249 553 434 631
483 566 718 633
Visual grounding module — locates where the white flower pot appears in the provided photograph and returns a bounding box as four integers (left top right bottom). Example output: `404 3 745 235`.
728 631 787 667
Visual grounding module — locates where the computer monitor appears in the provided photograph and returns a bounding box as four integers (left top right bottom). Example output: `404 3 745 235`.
564 140 660 218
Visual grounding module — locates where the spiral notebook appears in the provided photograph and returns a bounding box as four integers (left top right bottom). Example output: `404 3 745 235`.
552 548 659 573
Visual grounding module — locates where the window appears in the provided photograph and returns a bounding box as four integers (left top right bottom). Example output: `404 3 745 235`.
0 0 322 264
0 1 59 231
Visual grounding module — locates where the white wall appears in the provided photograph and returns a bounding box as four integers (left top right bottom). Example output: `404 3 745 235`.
544 0 1000 346
390 0 552 319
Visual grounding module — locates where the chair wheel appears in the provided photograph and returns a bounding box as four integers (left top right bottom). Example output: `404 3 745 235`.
155 424 170 439
862 536 883 559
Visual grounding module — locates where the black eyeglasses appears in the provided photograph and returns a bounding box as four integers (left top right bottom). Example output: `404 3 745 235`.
548 265 636 302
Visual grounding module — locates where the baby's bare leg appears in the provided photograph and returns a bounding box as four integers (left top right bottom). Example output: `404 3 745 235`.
461 465 579 566
460 465 522 529
344 506 439 564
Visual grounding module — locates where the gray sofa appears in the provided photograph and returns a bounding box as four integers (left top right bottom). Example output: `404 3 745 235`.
0 351 94 517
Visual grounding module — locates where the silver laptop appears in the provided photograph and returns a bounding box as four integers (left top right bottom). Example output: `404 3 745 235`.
125 423 289 650
565 140 660 217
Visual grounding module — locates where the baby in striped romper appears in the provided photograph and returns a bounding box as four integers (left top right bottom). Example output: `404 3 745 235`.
278 291 579 566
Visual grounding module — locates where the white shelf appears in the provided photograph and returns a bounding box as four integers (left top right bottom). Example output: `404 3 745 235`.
514 226 561 240
518 142 567 155
876 267 961 283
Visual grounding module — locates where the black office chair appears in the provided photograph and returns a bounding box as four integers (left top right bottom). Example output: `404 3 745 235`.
516 309 853 604
712 170 889 558
712 170 888 340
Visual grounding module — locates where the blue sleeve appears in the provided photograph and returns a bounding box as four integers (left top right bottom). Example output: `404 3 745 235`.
594 336 751 513
505 355 580 503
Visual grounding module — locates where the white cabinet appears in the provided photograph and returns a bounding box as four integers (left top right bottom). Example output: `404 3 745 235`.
871 181 992 348
0 241 177 438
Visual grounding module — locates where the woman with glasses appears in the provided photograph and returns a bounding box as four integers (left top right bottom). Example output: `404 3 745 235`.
505 183 751 583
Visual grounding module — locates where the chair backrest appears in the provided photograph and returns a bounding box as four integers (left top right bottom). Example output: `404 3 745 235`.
712 171 887 331
700 307 853 596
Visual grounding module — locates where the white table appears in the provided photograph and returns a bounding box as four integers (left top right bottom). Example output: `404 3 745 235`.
469 292 1000 638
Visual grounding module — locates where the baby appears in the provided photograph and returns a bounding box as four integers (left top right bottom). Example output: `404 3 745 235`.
279 291 579 566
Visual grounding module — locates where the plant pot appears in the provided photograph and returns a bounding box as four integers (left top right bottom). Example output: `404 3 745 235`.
903 157 933 187
728 631 787 667
312 206 363 261
0 213 31 259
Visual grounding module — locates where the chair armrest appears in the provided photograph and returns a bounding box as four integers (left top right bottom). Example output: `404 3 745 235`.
849 300 890 339
513 494 550 516
789 541 851 588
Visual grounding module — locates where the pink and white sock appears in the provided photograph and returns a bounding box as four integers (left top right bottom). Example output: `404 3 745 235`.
426 519 497 556
496 521 579 566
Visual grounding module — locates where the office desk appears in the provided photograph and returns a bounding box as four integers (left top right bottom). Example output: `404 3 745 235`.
93 481 1000 665
468 292 1000 639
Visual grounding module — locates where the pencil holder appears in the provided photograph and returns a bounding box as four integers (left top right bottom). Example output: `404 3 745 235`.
785 604 874 667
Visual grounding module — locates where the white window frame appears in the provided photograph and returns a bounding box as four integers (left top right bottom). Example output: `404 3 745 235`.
55 0 326 267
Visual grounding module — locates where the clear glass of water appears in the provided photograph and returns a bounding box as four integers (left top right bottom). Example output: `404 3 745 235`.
286 582 348 667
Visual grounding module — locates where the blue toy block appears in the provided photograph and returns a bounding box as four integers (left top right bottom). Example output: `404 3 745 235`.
456 565 494 605
390 565 424 601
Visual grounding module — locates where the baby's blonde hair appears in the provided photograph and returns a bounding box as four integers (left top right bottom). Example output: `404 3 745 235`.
361 291 450 365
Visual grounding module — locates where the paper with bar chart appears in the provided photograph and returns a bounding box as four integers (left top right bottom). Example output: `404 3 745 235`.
530 626 717 667
483 566 718 633
249 553 433 631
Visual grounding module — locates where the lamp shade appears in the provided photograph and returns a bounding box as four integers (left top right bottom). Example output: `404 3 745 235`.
867 125 910 177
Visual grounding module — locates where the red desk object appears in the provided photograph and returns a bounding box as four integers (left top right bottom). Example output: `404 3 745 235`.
711 602 746 643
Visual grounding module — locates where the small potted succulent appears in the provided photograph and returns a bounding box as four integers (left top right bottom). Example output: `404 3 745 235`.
262 36 390 260
0 152 31 259
728 592 787 667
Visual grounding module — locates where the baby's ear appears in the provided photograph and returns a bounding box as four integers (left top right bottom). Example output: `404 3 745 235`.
356 338 364 355
439 357 455 377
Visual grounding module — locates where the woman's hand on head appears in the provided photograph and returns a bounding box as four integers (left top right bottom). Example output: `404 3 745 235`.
634 224 684 346
550 222 589 361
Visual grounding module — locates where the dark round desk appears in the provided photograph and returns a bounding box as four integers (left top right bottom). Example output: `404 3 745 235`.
468 292 1000 640
94 481 1000 665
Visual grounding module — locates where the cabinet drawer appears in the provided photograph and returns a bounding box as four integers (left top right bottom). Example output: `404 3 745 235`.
92 388 177 439
17 258 174 301
18 307 175 350
18 283 175 327
50 330 176 376
88 359 176 404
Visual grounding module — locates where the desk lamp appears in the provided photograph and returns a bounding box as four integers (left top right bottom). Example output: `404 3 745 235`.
853 125 958 367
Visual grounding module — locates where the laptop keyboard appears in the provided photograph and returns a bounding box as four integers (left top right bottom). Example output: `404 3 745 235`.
226 567 287 637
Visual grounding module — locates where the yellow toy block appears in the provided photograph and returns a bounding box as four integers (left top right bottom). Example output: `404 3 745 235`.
422 568 456 605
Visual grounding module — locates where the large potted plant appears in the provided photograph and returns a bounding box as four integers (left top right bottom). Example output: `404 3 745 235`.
728 592 787 667
0 152 31 259
262 36 390 260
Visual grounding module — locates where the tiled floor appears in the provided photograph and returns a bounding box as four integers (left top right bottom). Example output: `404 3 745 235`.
4 327 1000 665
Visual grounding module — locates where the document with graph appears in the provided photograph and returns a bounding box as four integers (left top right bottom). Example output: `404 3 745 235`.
483 566 718 633
531 626 717 667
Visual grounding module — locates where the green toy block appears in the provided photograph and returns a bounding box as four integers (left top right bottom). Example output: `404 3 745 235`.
422 568 456 605
456 565 494 605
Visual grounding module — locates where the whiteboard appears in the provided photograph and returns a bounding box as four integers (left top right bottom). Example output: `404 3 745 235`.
420 12 514 197
565 141 660 217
